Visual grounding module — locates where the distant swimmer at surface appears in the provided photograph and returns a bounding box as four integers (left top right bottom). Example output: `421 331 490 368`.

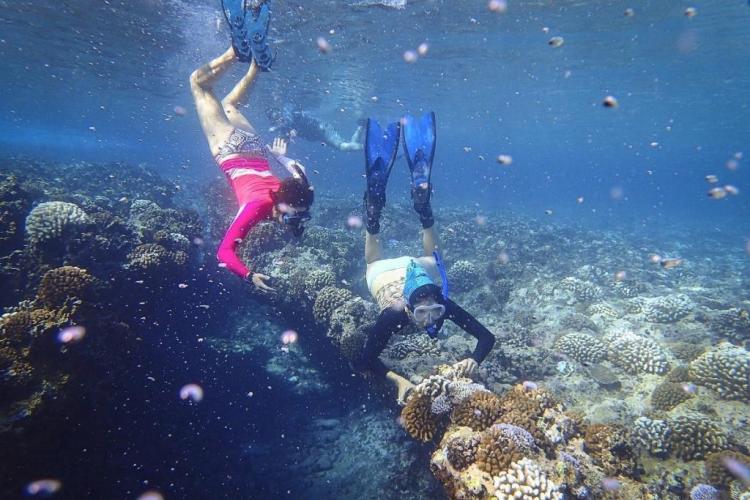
267 104 365 152
353 111 496 404
190 0 313 292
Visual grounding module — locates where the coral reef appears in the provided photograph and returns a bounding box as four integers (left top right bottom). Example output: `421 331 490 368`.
688 342 750 400
476 424 536 475
583 423 639 476
386 334 440 360
668 414 728 460
126 243 188 273
554 332 607 363
706 308 749 345
651 381 693 411
312 286 355 324
690 484 721 500
451 391 503 431
492 458 562 500
632 416 671 457
705 451 750 489
638 294 694 323
558 277 601 302
447 260 481 292
36 266 93 307
401 393 439 442
606 331 669 374
445 435 480 471
25 201 90 248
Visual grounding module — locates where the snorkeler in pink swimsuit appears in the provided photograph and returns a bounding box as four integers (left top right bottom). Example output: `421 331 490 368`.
190 47 313 291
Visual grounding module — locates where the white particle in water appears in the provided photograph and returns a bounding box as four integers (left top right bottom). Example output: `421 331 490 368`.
179 383 204 402
25 479 62 496
403 50 418 63
58 325 86 344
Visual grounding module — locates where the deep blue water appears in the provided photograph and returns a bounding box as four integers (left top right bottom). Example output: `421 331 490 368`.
1 1 750 498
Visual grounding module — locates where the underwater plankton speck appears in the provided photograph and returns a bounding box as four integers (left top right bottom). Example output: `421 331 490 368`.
346 215 363 229
57 325 86 344
25 478 62 496
137 491 165 500
281 330 298 345
487 0 508 13
316 37 332 54
403 50 418 63
179 383 204 402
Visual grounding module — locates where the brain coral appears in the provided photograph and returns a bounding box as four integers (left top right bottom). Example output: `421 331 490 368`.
554 332 607 363
651 381 693 411
689 342 750 401
386 334 440 360
707 308 749 344
36 266 93 307
450 391 503 431
446 435 480 471
641 294 694 323
492 458 562 500
25 201 90 247
304 269 337 294
705 451 750 488
312 286 354 324
668 414 728 460
632 416 671 457
558 277 602 302
606 331 669 375
401 393 439 442
127 243 186 272
447 260 481 292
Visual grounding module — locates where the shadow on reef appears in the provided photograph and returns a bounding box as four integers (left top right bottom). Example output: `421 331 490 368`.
2 158 749 499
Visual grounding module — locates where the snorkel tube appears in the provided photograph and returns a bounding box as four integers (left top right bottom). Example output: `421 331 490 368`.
424 251 449 338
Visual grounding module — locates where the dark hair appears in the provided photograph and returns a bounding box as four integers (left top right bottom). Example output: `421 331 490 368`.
407 283 443 308
272 177 314 209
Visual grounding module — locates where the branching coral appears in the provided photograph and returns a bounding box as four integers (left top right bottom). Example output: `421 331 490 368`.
651 381 693 411
688 342 750 401
583 423 638 476
641 294 694 323
558 277 602 302
25 201 90 247
312 286 354 324
450 391 502 431
668 414 728 460
606 331 669 375
492 458 562 500
401 393 439 442
554 332 607 363
632 416 671 457
36 266 93 307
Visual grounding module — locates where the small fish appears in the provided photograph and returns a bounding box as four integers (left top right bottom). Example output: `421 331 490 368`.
544 209 553 215
660 258 683 269
576 196 585 204
548 36 564 48
602 95 619 108
463 146 472 152
705 174 719 184
708 187 727 199
496 154 513 166
724 184 740 196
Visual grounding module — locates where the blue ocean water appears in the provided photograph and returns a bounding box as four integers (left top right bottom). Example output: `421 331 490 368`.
1 1 749 499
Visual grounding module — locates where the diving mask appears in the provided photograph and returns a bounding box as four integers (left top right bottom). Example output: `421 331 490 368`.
413 303 445 325
282 210 311 237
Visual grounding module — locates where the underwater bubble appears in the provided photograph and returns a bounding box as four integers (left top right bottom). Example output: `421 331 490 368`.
316 37 332 54
417 43 429 56
487 0 507 13
281 330 298 345
57 325 86 344
721 456 750 486
496 154 513 165
137 491 164 500
624 7 635 17
705 175 719 184
576 196 585 204
708 187 727 199
403 50 418 63
601 477 620 491
179 383 204 402
724 185 739 196
346 215 363 229
25 479 62 496
684 6 697 17
548 36 564 48
173 105 187 116
602 95 619 108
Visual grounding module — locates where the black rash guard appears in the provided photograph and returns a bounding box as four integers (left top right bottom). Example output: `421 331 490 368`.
359 298 496 378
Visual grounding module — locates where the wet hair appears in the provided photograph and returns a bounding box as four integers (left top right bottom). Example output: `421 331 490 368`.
271 177 314 209
407 283 443 309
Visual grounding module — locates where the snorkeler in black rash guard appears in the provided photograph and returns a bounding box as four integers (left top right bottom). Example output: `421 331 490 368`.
354 112 496 404
267 104 364 151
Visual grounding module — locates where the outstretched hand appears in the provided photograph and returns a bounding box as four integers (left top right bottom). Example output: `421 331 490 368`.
250 272 276 293
269 137 287 157
451 358 478 378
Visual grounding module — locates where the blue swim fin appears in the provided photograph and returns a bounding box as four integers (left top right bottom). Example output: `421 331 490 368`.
402 112 436 207
222 0 253 63
365 118 401 211
247 2 275 71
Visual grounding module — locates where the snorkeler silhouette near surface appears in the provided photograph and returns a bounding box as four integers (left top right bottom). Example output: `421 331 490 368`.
354 112 496 404
190 1 313 292
267 104 365 152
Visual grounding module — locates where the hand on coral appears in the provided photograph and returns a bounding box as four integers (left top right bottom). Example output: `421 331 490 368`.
268 137 288 157
387 371 415 406
250 272 276 293
452 358 478 378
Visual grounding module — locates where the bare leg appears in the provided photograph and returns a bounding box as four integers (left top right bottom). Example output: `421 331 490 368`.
221 61 261 133
422 225 439 256
189 47 238 155
365 232 384 265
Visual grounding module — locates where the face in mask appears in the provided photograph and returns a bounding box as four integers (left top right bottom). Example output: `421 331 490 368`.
410 299 445 328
